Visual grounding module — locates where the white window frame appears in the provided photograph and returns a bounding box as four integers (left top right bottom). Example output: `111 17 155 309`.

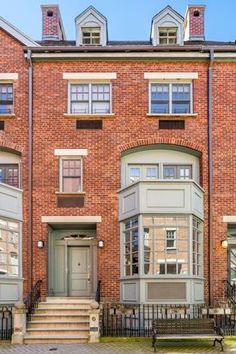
163 164 192 180
59 157 83 193
165 228 177 250
128 164 159 184
159 27 177 45
68 82 112 115
148 81 193 115
81 27 101 45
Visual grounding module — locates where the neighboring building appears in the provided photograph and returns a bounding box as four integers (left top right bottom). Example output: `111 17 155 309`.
0 3 236 310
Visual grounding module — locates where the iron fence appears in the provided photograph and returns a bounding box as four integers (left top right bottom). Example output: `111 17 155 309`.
101 303 236 337
0 305 13 340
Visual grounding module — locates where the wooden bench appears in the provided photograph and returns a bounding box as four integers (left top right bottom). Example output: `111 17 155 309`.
152 318 224 352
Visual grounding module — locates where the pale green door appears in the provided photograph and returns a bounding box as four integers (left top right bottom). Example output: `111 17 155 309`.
68 246 90 296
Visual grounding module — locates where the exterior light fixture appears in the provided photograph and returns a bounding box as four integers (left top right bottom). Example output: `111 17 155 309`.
98 240 104 248
221 240 228 249
37 240 44 248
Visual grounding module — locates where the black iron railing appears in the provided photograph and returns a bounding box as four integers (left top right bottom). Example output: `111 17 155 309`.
226 280 236 305
24 280 42 320
95 280 101 303
0 305 13 340
101 303 236 337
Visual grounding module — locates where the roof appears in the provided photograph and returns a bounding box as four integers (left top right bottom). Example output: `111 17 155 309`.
0 16 39 47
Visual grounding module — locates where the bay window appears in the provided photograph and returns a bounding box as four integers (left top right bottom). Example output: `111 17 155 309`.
0 218 19 277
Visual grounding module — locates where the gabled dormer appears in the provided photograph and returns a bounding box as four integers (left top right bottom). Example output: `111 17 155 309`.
75 6 108 46
151 6 184 46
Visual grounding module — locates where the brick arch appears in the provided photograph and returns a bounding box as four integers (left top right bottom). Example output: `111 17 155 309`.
119 137 204 155
0 136 23 155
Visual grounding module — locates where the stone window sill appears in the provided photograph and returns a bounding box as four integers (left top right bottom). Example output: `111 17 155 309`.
55 192 85 197
64 113 115 120
146 113 198 119
0 114 16 119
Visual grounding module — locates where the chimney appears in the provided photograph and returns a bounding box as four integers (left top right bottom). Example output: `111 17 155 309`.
41 5 66 41
184 5 205 41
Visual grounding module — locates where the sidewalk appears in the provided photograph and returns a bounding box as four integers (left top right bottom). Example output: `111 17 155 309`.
0 341 236 354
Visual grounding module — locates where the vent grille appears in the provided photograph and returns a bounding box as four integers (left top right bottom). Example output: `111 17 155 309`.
159 120 185 129
0 121 4 130
77 120 103 129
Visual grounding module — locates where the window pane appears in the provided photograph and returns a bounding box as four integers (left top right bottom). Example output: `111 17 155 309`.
151 84 169 113
172 84 191 114
163 166 176 179
0 164 19 188
62 160 82 192
0 84 13 114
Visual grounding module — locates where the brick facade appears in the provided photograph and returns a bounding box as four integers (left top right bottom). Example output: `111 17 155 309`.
0 4 235 305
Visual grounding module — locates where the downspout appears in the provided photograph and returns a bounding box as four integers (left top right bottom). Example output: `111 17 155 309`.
208 48 214 306
26 49 33 291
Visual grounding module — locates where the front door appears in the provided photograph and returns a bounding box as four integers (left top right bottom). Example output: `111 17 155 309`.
68 246 90 296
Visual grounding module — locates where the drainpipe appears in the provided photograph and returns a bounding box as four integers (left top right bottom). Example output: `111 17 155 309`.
26 49 33 291
208 48 214 306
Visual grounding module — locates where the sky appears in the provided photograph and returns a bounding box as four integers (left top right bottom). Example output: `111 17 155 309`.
0 0 236 42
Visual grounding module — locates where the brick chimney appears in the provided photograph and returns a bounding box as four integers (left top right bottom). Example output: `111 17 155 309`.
41 5 66 41
184 5 205 41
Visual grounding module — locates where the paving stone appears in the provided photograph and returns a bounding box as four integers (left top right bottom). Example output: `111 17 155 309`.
0 341 236 354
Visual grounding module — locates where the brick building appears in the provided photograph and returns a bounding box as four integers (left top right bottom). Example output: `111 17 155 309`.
0 3 235 313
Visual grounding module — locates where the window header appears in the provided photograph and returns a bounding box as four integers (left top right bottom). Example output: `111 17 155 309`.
0 73 18 82
54 149 88 156
63 72 117 80
144 72 198 80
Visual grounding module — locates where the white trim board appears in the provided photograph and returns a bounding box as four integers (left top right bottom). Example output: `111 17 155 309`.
41 216 102 224
0 73 18 81
63 72 117 80
54 149 88 156
144 72 198 80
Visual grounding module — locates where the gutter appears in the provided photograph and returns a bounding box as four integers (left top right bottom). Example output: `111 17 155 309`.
26 49 33 291
208 48 214 306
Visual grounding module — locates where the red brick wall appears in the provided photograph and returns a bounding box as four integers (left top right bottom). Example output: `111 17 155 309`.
31 60 210 301
0 29 30 296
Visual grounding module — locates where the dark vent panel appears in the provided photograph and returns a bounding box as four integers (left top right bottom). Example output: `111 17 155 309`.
159 120 185 130
77 120 103 130
0 121 4 130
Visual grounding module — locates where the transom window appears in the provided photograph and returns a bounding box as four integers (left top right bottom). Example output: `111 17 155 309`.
0 218 19 277
150 83 191 114
70 83 111 115
61 159 82 193
82 27 101 45
128 164 158 183
0 164 19 188
0 84 13 114
163 165 192 180
159 27 177 44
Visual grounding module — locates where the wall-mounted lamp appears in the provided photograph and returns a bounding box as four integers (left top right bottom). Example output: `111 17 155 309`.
37 240 44 249
221 240 228 249
98 240 104 248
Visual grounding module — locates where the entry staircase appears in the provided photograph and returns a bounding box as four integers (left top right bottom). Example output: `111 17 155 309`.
24 297 92 344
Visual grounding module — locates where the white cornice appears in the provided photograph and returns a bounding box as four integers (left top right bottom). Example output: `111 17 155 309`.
0 16 40 47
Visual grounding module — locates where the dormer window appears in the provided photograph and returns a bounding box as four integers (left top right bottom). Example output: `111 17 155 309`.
82 27 100 45
75 6 108 46
159 27 177 45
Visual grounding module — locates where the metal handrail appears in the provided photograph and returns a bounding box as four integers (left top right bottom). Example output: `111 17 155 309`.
225 280 236 306
24 280 42 320
95 280 101 303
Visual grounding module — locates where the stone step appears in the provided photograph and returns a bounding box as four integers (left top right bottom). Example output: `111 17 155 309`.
24 334 88 344
34 308 89 315
30 314 89 321
38 302 91 309
27 320 89 329
26 328 89 336
45 297 93 303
